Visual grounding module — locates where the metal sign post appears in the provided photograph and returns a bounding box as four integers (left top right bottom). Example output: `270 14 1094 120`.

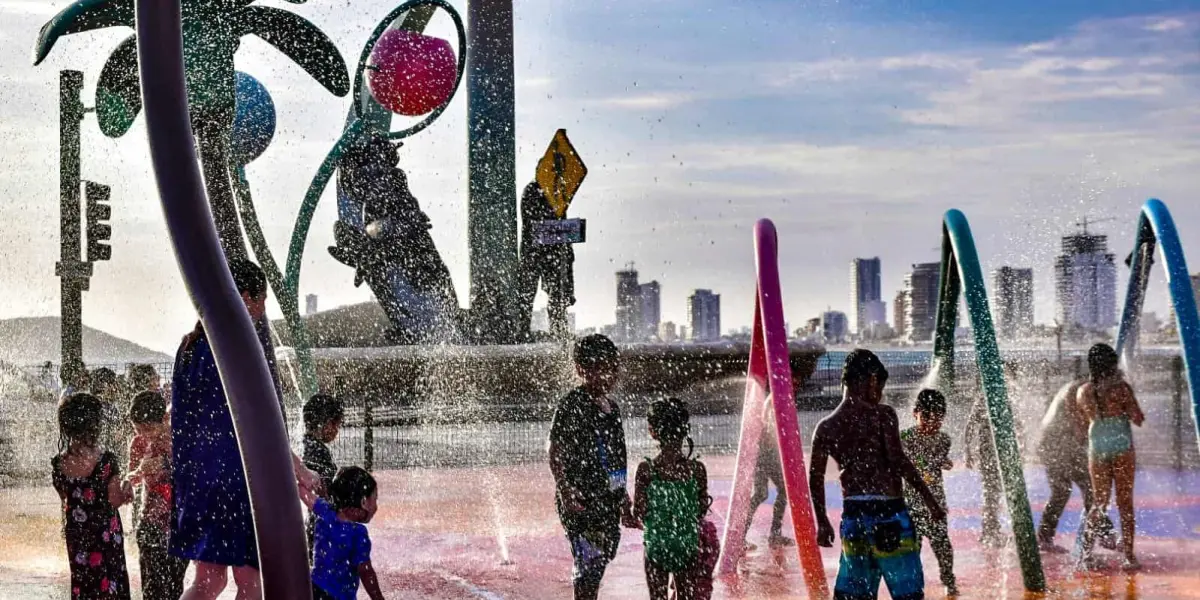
56 70 111 376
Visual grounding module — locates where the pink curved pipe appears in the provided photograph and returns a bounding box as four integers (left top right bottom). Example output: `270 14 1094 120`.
717 219 827 597
135 0 310 597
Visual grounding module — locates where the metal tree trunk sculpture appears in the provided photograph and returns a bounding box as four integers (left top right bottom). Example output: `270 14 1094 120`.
33 0 350 259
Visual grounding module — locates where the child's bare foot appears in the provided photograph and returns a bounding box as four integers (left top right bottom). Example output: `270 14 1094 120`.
1038 539 1069 554
945 583 960 596
768 534 795 548
1122 556 1141 572
741 542 758 554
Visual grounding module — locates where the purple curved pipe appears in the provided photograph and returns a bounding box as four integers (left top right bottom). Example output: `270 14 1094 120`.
134 1 310 597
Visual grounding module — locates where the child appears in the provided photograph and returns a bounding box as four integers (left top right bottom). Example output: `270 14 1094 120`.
303 466 385 600
900 389 957 596
742 398 794 551
126 391 188 600
633 398 715 600
809 350 945 600
52 392 133 599
303 394 345 554
548 334 636 600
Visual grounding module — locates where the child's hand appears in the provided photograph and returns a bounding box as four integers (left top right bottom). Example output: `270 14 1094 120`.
561 487 585 513
943 459 954 470
816 520 835 547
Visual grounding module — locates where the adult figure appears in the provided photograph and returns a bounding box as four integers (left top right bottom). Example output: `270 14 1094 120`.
963 392 1005 547
1036 378 1115 552
1076 344 1144 570
171 259 318 600
516 181 575 339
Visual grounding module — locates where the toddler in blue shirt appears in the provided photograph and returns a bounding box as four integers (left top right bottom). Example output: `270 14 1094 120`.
302 466 384 600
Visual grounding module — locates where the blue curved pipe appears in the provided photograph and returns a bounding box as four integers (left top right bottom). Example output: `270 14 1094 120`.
1115 199 1200 450
134 0 309 596
932 209 1045 591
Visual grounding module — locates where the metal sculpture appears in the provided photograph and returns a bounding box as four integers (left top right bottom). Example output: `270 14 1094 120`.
33 0 351 262
1115 199 1200 452
932 209 1045 591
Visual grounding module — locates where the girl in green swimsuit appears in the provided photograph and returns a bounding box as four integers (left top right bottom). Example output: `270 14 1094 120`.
1076 344 1145 570
633 399 713 600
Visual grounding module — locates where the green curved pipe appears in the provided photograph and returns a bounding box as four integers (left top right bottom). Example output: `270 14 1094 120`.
932 209 1046 592
234 167 318 396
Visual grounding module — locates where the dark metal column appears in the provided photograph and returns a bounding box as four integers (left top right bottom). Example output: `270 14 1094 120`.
467 0 519 341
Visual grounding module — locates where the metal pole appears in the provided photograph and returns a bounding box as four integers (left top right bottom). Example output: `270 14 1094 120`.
57 70 87 373
467 0 518 342
1173 355 1184 471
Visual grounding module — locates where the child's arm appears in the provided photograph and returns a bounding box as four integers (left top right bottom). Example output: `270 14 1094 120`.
298 479 317 510
808 425 834 547
632 461 650 527
357 560 385 600
107 466 133 508
1123 382 1146 426
694 460 709 521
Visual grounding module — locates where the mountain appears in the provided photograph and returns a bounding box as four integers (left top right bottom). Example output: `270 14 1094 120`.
0 317 171 368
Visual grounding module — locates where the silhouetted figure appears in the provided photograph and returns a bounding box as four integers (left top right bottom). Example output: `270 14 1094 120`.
331 136 460 343
517 181 575 339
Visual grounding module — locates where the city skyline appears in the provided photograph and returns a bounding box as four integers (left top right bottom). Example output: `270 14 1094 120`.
2 1 1200 352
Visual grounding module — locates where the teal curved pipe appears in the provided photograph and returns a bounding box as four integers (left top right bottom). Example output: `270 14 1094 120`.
932 209 1046 592
1115 199 1200 451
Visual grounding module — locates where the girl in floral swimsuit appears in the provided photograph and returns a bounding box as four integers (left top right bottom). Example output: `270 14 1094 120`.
52 393 133 599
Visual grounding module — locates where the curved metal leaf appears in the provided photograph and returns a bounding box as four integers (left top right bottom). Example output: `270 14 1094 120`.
32 0 134 65
233 5 349 97
95 34 141 138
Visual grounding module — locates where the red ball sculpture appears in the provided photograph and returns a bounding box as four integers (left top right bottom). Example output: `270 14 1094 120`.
368 29 457 117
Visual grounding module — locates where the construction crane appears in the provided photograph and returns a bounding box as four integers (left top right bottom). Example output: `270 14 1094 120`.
1074 215 1116 235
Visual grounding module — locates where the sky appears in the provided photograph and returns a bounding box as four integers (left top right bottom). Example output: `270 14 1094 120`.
1 0 1200 353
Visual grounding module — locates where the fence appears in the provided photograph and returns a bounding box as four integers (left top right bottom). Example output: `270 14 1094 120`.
3 351 1196 482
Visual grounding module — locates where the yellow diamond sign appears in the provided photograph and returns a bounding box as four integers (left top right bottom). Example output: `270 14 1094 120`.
536 129 588 218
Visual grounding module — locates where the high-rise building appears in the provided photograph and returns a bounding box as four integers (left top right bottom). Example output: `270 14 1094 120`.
905 263 941 342
821 311 849 344
305 294 319 316
639 281 662 341
992 267 1034 340
688 290 721 342
659 321 678 343
615 264 642 342
1055 232 1117 333
530 308 550 332
850 258 883 334
893 290 909 338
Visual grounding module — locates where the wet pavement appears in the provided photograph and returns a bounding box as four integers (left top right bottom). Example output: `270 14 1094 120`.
2 456 1199 599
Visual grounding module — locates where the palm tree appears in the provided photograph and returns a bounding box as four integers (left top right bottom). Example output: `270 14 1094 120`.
33 0 350 259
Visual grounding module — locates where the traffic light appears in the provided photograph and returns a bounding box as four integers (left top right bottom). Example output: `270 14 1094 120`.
85 181 112 262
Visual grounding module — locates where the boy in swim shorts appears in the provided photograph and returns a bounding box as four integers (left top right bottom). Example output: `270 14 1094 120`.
810 350 946 600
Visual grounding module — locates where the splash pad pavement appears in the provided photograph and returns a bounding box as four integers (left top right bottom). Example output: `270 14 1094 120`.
2 455 1200 599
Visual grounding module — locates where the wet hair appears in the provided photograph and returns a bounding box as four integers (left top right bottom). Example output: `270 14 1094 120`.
573 334 620 372
58 393 105 449
90 367 118 392
303 394 345 431
648 398 693 456
229 259 267 299
128 364 159 391
329 466 377 512
1088 343 1120 383
841 348 889 387
913 389 947 418
128 390 167 425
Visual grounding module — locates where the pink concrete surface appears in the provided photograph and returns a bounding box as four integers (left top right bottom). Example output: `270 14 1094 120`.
3 455 1200 599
